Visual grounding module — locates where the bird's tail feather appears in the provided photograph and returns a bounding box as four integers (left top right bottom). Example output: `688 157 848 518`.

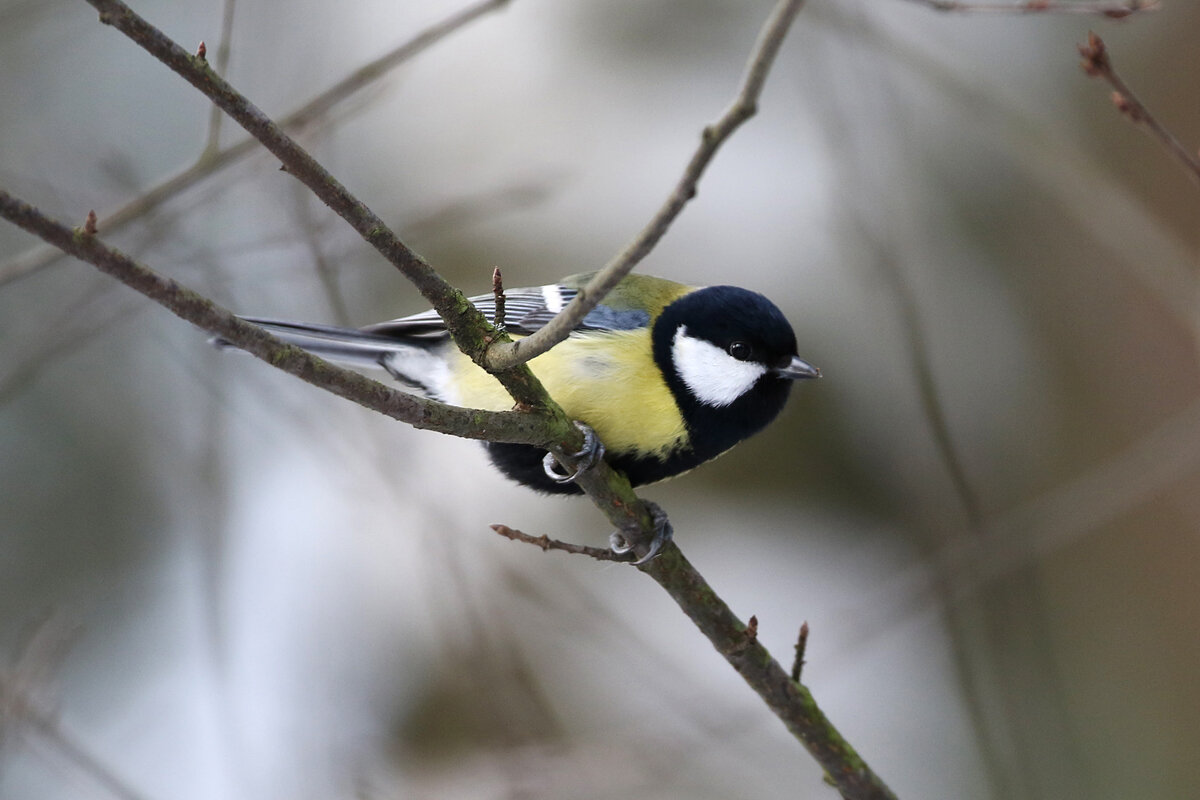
212 318 432 371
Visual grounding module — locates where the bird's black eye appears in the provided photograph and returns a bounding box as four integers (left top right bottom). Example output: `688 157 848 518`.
727 341 753 361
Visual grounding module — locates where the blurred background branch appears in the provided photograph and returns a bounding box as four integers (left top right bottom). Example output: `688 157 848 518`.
896 0 1158 16
1079 31 1200 185
0 0 513 287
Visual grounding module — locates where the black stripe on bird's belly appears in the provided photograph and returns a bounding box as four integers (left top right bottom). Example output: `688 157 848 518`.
484 439 725 495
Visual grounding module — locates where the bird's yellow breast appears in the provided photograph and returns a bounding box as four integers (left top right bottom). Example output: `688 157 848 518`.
447 329 688 459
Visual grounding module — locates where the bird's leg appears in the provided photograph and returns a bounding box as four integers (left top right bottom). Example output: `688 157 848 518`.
542 421 605 484
610 500 673 565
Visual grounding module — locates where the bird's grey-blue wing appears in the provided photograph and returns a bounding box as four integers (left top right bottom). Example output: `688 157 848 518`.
363 283 649 338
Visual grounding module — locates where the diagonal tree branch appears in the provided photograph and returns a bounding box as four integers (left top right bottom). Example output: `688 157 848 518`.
0 0 513 288
497 531 898 800
483 0 807 371
1078 31 1200 187
0 191 552 446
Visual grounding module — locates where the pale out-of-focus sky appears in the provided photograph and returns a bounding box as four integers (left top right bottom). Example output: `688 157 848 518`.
2 2 1199 799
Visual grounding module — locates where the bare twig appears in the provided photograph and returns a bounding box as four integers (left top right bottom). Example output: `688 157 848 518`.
792 621 809 683
484 0 807 371
1079 31 1200 186
491 524 631 561
899 0 1157 15
0 0 512 287
201 0 237 156
491 266 507 330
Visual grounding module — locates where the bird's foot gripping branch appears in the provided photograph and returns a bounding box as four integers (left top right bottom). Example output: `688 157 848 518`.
610 500 674 565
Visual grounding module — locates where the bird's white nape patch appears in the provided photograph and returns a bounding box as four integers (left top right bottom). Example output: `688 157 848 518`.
541 284 565 314
671 326 767 407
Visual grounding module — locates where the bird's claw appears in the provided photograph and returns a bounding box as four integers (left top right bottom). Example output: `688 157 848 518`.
542 422 605 484
610 501 673 565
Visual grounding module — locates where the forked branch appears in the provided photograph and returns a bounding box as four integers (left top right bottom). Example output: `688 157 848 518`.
483 0 808 371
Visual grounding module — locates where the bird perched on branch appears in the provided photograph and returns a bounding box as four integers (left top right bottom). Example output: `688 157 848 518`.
219 273 819 556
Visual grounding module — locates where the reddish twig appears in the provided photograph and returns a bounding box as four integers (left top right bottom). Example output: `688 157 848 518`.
1079 31 1200 186
900 0 1157 16
490 524 633 562
792 621 810 682
491 266 507 330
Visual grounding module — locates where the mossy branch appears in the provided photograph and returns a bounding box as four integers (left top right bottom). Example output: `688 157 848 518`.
0 190 550 445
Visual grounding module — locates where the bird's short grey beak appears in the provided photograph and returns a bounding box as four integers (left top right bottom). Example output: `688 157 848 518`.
776 356 821 380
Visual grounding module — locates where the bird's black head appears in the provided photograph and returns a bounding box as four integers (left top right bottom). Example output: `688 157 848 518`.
652 285 818 462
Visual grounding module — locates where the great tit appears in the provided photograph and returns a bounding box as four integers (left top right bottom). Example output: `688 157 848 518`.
228 273 820 495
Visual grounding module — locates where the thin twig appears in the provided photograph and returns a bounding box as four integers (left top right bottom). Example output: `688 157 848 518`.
491 524 631 561
1079 31 1200 186
744 615 759 644
0 0 512 287
898 0 1157 15
484 0 807 371
491 266 507 330
201 0 237 157
791 621 809 683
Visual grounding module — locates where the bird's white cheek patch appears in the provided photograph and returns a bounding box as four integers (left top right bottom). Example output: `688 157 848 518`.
672 326 767 407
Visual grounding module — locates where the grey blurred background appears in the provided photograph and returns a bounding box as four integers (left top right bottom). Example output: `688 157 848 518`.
2 1 1198 798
